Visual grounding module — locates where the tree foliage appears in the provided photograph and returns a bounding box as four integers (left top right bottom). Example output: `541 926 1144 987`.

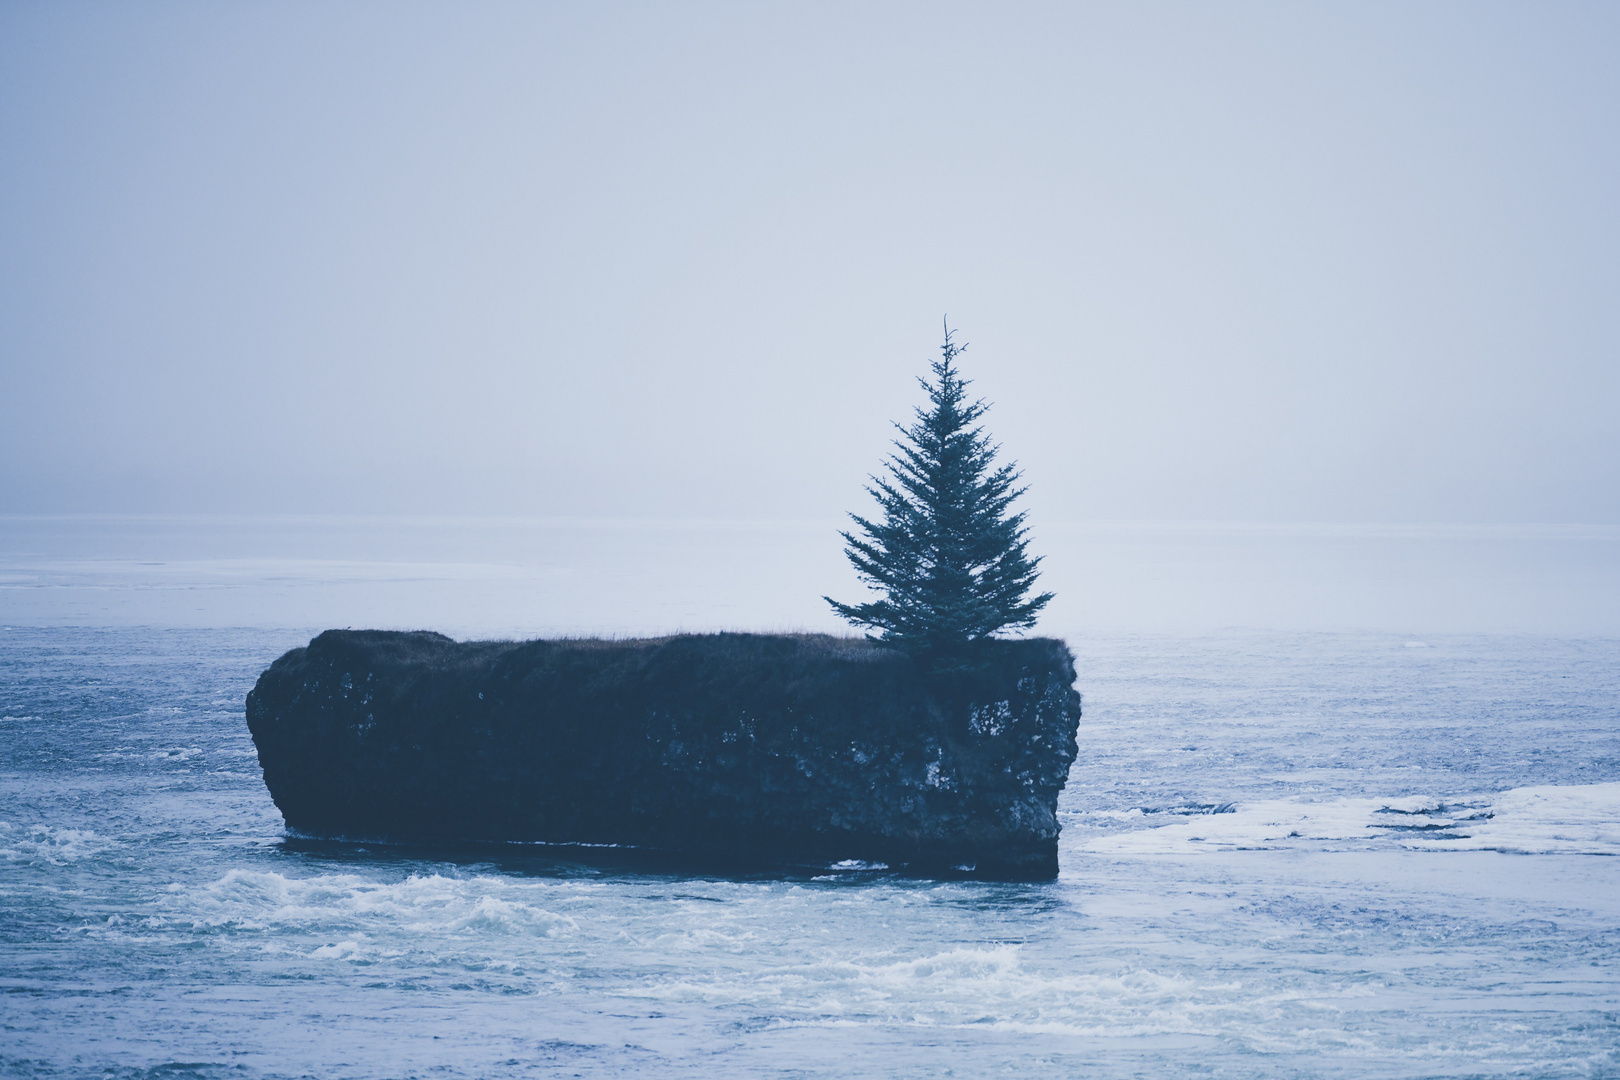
826 323 1053 653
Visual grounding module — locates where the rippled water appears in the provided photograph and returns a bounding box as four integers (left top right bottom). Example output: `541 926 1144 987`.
3 626 1618 1078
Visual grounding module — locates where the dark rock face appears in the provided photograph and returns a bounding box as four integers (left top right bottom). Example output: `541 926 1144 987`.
246 630 1081 880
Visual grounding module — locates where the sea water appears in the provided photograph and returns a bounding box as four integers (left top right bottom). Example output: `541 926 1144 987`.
2 519 1618 1077
3 628 1617 1078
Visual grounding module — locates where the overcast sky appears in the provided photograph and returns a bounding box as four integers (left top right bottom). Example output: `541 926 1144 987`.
2 2 1617 524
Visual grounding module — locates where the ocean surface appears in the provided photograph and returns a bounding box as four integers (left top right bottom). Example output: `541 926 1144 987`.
2 517 1619 1077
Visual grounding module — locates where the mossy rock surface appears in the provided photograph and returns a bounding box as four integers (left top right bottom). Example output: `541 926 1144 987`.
246 630 1081 879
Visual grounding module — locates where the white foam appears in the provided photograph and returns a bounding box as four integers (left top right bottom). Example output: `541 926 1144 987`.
1079 782 1620 856
1448 783 1620 854
311 939 364 960
644 942 1381 1051
151 746 205 761
173 869 579 939
0 822 113 864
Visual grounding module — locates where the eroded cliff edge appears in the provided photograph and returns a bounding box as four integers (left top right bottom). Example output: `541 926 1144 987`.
246 630 1081 879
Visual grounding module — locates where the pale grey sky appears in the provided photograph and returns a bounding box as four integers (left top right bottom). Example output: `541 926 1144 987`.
3 2 1617 524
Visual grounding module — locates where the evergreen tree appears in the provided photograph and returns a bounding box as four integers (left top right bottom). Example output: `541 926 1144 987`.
826 322 1053 653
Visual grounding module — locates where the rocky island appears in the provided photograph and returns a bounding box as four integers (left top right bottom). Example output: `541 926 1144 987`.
246 629 1081 879
248 327 1082 878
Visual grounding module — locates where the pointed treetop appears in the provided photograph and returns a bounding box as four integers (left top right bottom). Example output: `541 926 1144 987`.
825 321 1053 654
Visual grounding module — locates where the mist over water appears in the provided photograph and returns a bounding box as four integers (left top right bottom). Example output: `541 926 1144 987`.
3 515 1617 637
3 4 1618 525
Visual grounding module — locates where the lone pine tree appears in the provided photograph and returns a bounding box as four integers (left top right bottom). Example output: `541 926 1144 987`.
826 323 1053 654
